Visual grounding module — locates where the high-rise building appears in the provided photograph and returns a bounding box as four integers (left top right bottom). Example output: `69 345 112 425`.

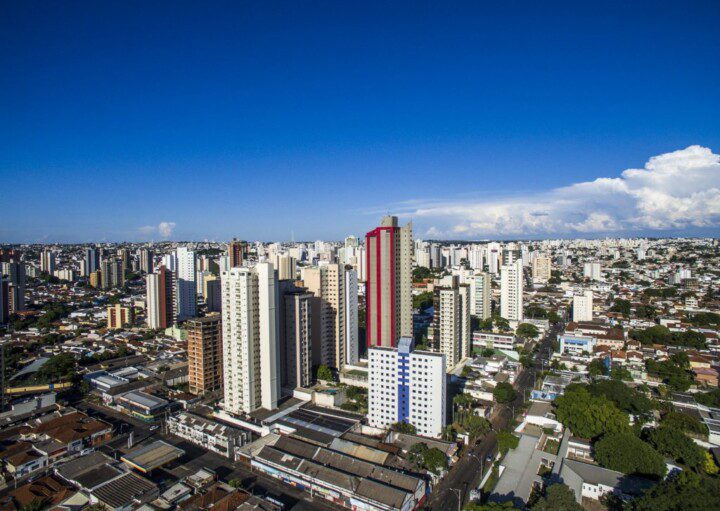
1 260 25 313
221 263 280 414
101 258 124 289
583 262 602 281
176 247 197 321
84 248 99 276
303 264 346 370
273 253 297 281
572 290 594 322
344 267 359 366
365 216 413 348
203 275 222 313
0 275 8 324
40 250 56 274
89 270 101 289
187 315 223 396
107 304 134 329
146 266 175 329
531 255 552 283
139 248 154 274
470 272 492 319
280 284 313 391
500 259 523 322
368 337 446 438
432 276 471 369
228 239 247 268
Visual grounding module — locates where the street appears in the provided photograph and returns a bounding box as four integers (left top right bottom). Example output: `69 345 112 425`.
424 323 560 511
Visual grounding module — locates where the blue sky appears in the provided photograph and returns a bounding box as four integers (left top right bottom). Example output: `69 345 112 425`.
2 1 719 242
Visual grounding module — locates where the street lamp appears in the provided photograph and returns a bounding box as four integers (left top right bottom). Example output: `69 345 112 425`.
448 487 463 511
467 452 486 484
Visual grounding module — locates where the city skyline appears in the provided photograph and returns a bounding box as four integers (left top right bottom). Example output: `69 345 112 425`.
2 2 720 243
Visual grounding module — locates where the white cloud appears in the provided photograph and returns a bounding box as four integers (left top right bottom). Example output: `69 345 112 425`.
401 145 720 238
138 221 177 239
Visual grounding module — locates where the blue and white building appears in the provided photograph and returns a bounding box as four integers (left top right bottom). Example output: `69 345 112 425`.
368 337 446 438
558 334 597 355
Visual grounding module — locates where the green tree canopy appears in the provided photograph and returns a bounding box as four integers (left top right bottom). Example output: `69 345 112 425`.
586 379 652 418
695 388 720 408
516 323 540 339
554 385 629 439
587 358 608 376
628 472 720 511
392 421 417 434
497 431 519 455
594 432 666 478
316 364 334 382
647 426 705 469
530 483 583 511
35 352 77 382
493 382 516 404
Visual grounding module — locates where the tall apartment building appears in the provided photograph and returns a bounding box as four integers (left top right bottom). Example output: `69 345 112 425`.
1 260 25 313
40 250 56 274
470 272 492 319
204 275 222 313
572 290 594 322
228 239 247 268
146 266 175 329
583 262 602 281
365 216 413 348
107 304 134 329
83 248 99 276
532 255 552 283
280 284 314 390
432 276 471 369
101 258 124 289
89 270 101 289
302 264 346 370
368 337 446 438
0 276 8 324
139 248 154 274
273 253 297 280
187 315 223 396
344 268 359 366
500 259 523 322
176 247 197 321
221 263 280 414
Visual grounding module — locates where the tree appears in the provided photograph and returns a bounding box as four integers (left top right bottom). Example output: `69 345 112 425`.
647 426 705 469
661 411 709 437
629 472 720 511
35 352 77 382
554 385 629 439
696 388 720 408
407 442 428 469
464 414 490 442
392 421 417 435
423 447 448 474
516 323 539 339
497 431 519 454
316 364 334 382
587 358 608 376
610 366 633 381
530 483 583 511
493 382 516 404
594 432 666 478
609 299 631 316
228 478 243 488
412 267 433 282
412 291 434 310
465 502 515 510
587 379 652 419
703 452 719 475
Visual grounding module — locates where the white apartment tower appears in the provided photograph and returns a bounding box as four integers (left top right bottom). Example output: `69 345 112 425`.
572 290 594 322
583 262 602 281
500 259 523 322
368 337 446 438
221 263 280 414
433 276 471 369
470 272 492 319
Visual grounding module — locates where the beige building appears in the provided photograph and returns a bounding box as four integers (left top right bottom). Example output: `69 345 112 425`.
302 264 346 370
433 276 471 369
187 315 223 396
532 255 552 283
107 304 134 329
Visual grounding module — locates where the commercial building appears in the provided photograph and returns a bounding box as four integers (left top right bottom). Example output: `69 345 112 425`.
368 337 446 438
344 267 359 366
500 259 523 322
221 263 280 414
146 266 175 329
167 412 253 460
365 215 413 348
186 316 223 395
116 391 170 422
84 248 99 276
572 290 593 322
107 304 134 329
